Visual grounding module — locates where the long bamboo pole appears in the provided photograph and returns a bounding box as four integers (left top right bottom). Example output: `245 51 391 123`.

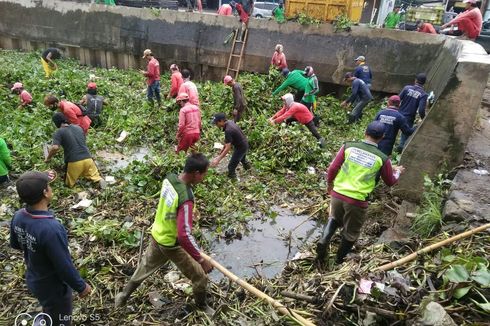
375 223 490 272
200 252 316 326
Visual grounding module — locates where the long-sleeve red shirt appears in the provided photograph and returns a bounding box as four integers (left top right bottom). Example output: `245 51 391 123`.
179 81 200 106
59 101 91 134
177 103 201 138
176 201 201 261
327 143 399 208
20 90 33 106
145 57 161 85
271 51 287 70
272 102 313 124
170 71 184 98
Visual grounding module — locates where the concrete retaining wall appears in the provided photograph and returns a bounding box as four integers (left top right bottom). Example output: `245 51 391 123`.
0 0 452 93
0 0 489 200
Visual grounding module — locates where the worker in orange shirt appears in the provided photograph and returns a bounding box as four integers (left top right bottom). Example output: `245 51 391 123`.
416 20 437 34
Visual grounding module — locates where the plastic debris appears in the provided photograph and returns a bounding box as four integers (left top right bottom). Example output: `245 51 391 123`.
116 131 128 143
214 142 224 150
473 169 489 176
71 199 93 209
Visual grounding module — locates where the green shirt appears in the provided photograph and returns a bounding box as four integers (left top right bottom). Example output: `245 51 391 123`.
303 75 319 104
151 174 194 246
95 0 116 5
273 7 285 23
333 141 387 201
0 138 11 177
272 70 308 95
384 12 401 29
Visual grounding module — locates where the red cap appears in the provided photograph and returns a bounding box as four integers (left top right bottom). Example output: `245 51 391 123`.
388 95 401 106
87 82 97 89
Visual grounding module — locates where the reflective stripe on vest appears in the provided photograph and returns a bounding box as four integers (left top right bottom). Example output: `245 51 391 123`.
151 179 179 246
333 142 387 201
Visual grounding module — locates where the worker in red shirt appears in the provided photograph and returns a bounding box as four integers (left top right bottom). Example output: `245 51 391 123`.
11 82 33 108
167 64 184 99
140 49 161 106
176 93 202 153
416 20 437 34
271 44 288 71
179 69 200 107
217 3 232 15
44 95 91 134
441 0 482 40
269 93 325 147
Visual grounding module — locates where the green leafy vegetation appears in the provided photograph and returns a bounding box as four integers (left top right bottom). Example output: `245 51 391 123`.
412 174 448 237
333 13 353 32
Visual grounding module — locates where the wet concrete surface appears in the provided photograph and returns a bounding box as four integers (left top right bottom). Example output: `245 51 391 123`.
205 206 320 281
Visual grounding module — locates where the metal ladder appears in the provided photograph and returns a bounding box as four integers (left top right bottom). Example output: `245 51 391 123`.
225 28 248 79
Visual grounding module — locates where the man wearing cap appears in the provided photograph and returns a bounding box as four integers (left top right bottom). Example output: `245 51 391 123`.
316 121 404 267
269 93 326 147
176 93 202 153
374 95 415 156
45 113 103 188
167 64 184 99
271 44 288 71
11 82 33 108
396 73 428 152
80 82 106 126
224 75 247 122
353 56 373 89
116 153 214 316
41 48 62 78
272 69 308 102
0 137 11 185
11 170 92 325
383 6 401 29
416 20 437 34
341 72 373 124
302 66 319 112
44 95 91 134
211 113 251 180
179 69 200 107
441 0 482 40
141 49 161 106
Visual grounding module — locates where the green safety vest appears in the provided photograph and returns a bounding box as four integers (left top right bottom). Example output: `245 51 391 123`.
151 174 194 246
333 141 388 201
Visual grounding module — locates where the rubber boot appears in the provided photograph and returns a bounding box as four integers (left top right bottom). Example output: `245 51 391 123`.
335 237 355 264
194 291 215 318
315 218 339 265
115 281 140 308
318 137 326 148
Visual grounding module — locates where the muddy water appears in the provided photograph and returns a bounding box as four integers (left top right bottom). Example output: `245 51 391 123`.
206 207 320 281
96 147 150 171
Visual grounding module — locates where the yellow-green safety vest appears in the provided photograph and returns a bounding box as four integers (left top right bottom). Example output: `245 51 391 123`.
151 174 194 246
333 141 388 201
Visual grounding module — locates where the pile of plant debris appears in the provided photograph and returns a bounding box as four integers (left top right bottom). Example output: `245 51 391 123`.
0 50 488 325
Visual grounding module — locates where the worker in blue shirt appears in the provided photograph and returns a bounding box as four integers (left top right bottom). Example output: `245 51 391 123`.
342 72 373 123
396 73 428 153
10 171 91 326
353 56 372 88
374 95 415 156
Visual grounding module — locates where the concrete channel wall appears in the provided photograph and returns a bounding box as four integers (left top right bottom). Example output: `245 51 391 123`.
0 0 489 201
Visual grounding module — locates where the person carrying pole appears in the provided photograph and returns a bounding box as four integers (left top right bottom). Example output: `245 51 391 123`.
115 153 214 315
316 121 405 267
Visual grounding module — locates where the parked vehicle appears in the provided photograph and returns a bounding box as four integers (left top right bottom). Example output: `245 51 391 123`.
252 1 279 18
